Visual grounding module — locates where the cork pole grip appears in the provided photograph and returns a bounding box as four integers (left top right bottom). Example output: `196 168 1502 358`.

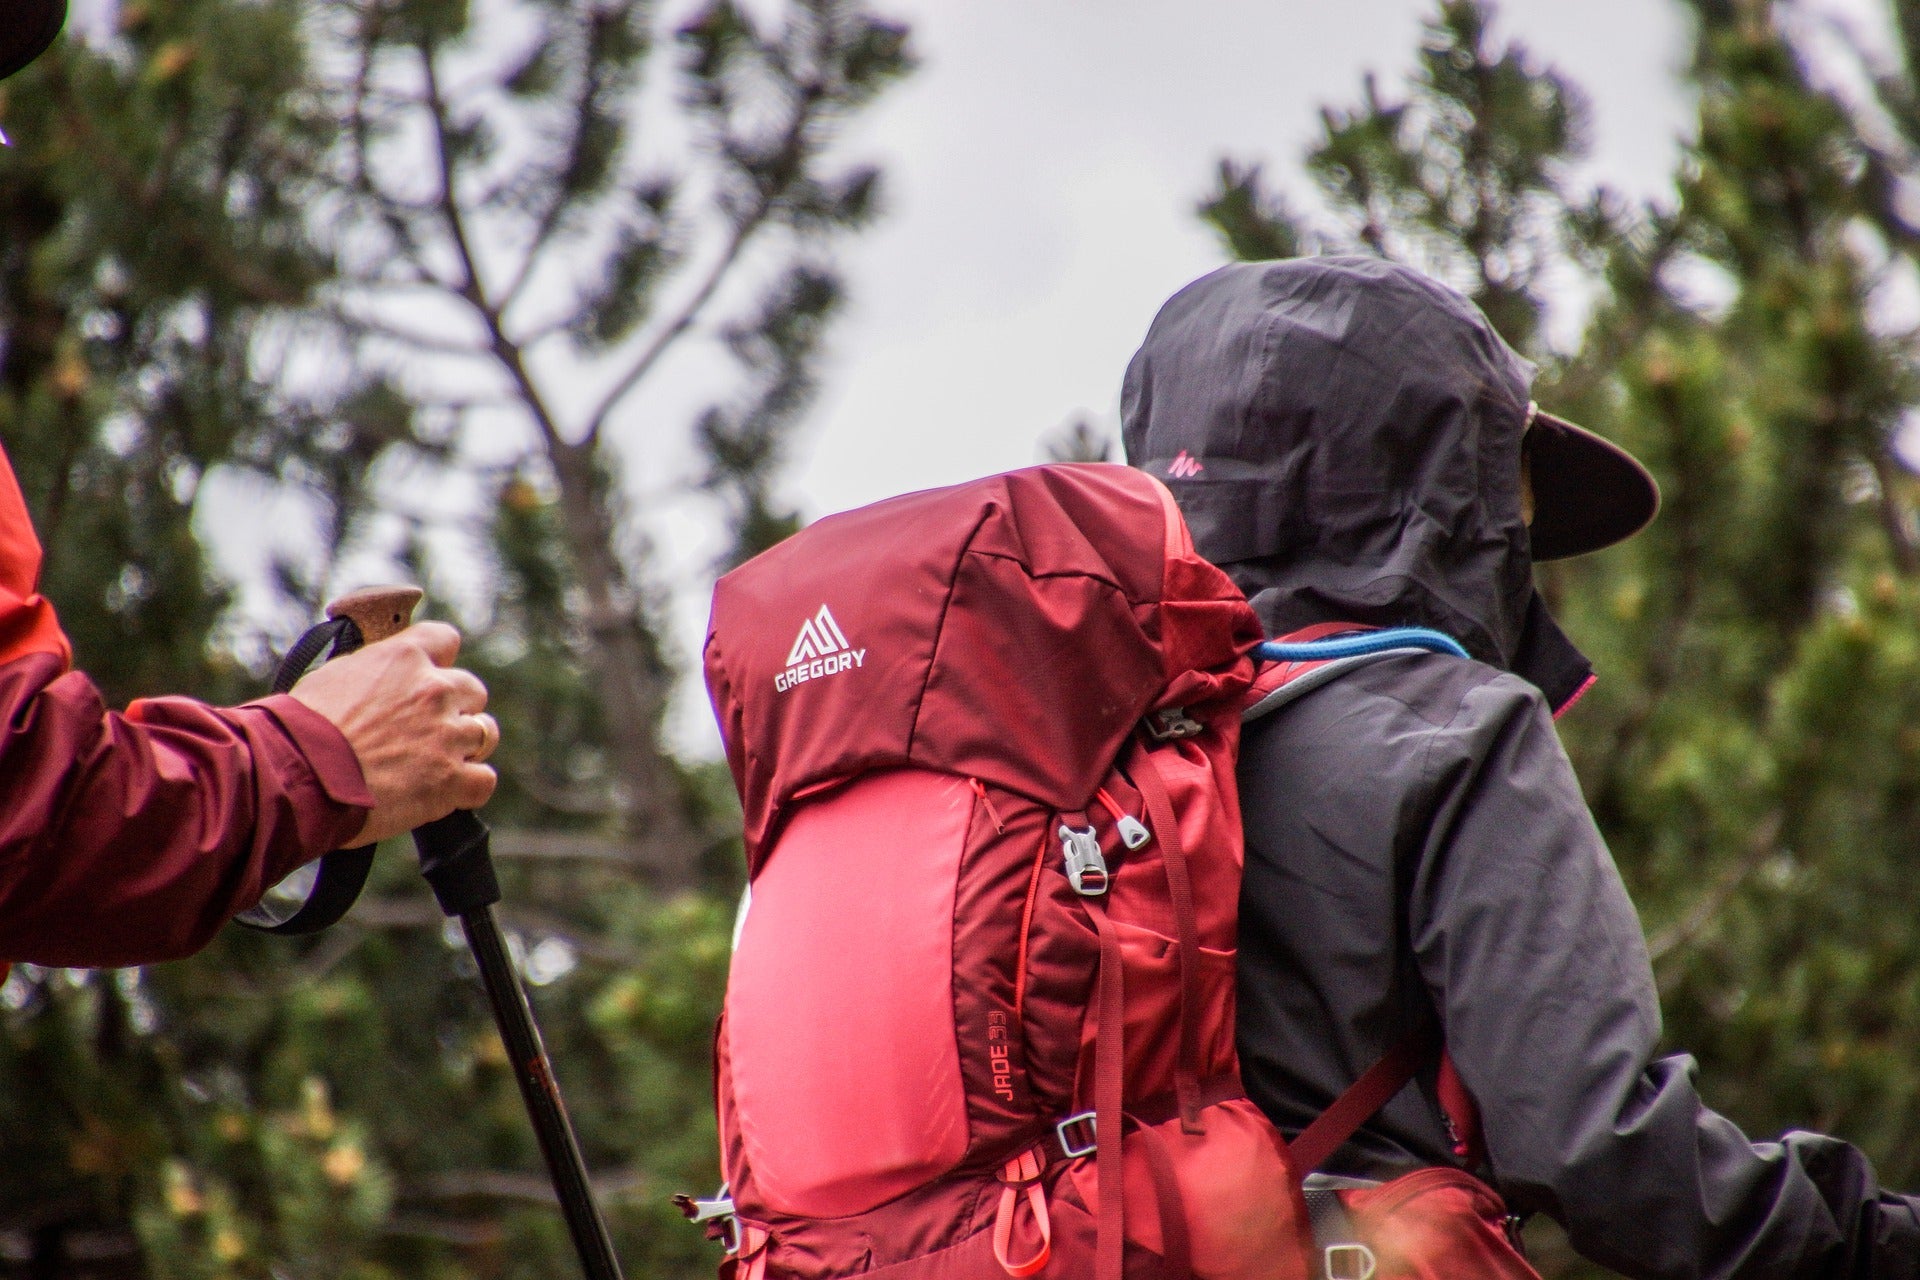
326 585 424 644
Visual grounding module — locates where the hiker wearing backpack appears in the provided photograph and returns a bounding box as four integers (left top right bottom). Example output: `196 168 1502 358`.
1123 254 1920 1278
0 1 501 969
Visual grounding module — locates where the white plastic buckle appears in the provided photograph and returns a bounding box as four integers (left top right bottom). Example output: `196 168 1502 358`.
1324 1242 1376 1280
1058 824 1109 896
687 1183 740 1253
1055 1111 1098 1158
687 1192 736 1225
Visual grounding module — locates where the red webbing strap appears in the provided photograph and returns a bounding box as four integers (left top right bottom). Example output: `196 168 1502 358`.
993 1148 1053 1277
1014 827 1050 1025
734 1224 770 1280
1130 746 1203 1132
1132 1120 1194 1279
1122 1070 1246 1130
1436 1047 1486 1166
1088 900 1127 1280
1286 1024 1437 1176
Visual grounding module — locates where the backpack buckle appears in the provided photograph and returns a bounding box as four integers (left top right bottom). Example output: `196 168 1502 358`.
1144 706 1204 740
1057 825 1109 896
1324 1243 1376 1280
673 1183 740 1252
1055 1111 1098 1158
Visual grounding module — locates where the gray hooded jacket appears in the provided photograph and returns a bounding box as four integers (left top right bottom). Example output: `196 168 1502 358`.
1123 257 1920 1279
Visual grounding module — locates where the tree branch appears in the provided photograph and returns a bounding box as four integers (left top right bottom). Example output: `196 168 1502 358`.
579 81 826 445
324 305 492 357
407 1165 650 1208
490 826 686 867
497 8 617 312
1648 809 1784 973
419 39 573 457
343 896 651 969
380 1214 502 1246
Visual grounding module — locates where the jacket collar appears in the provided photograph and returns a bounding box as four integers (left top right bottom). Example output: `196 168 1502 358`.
1513 589 1595 717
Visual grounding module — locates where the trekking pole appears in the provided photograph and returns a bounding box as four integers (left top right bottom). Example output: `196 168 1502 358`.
236 586 626 1280
411 809 626 1280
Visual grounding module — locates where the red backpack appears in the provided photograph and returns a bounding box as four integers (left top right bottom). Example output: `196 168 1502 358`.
693 463 1537 1280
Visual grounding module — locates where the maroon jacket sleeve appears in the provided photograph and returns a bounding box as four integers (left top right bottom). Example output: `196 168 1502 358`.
0 446 372 967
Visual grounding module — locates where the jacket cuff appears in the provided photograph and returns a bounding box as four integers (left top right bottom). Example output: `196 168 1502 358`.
246 693 376 811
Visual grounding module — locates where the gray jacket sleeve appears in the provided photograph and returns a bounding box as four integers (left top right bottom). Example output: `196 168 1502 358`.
1415 670 1920 1279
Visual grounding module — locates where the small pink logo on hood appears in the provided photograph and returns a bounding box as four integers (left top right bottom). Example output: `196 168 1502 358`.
1167 451 1204 479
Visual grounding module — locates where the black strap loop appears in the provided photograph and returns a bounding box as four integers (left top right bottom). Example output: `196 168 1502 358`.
272 616 360 693
232 844 377 934
235 614 376 935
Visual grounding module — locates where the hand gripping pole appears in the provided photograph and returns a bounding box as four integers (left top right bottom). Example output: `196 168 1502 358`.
235 586 423 934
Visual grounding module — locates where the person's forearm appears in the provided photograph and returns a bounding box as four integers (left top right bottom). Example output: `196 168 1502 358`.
1417 682 1915 1278
0 652 371 966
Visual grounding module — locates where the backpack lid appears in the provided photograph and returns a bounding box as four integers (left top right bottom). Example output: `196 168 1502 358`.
704 463 1262 871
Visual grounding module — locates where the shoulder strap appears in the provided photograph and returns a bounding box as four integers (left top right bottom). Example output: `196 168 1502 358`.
1287 1024 1437 1175
1286 1026 1485 1177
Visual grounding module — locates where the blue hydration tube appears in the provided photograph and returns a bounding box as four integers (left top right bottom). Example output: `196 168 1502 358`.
1254 627 1470 664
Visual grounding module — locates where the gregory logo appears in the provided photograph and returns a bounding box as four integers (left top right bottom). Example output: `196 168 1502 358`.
1167 450 1204 479
775 606 867 692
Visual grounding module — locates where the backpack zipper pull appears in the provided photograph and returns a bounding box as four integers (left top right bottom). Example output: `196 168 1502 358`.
1058 823 1109 896
968 777 1008 834
1094 787 1151 850
1145 706 1204 740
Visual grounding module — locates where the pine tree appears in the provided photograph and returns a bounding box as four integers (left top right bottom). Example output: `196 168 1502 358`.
0 1 911 1276
0 2 435 1273
324 0 911 880
1550 0 1920 1201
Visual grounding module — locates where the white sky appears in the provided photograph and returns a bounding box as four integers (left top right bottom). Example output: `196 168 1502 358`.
793 0 1691 511
653 0 1700 753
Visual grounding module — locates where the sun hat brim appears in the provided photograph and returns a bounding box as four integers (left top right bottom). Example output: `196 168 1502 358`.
1526 407 1660 560
1 0 66 82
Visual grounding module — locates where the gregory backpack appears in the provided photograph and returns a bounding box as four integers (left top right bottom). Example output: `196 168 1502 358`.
693 463 1535 1280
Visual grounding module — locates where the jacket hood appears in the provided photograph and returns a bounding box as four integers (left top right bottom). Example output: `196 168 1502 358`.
1122 256 1593 711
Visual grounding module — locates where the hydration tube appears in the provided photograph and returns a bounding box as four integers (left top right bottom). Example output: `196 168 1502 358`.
1255 627 1470 664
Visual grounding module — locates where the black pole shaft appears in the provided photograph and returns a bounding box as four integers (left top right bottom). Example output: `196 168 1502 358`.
461 904 625 1280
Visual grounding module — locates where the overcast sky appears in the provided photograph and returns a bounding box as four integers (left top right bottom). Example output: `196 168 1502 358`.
792 0 1692 510
650 0 1706 751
